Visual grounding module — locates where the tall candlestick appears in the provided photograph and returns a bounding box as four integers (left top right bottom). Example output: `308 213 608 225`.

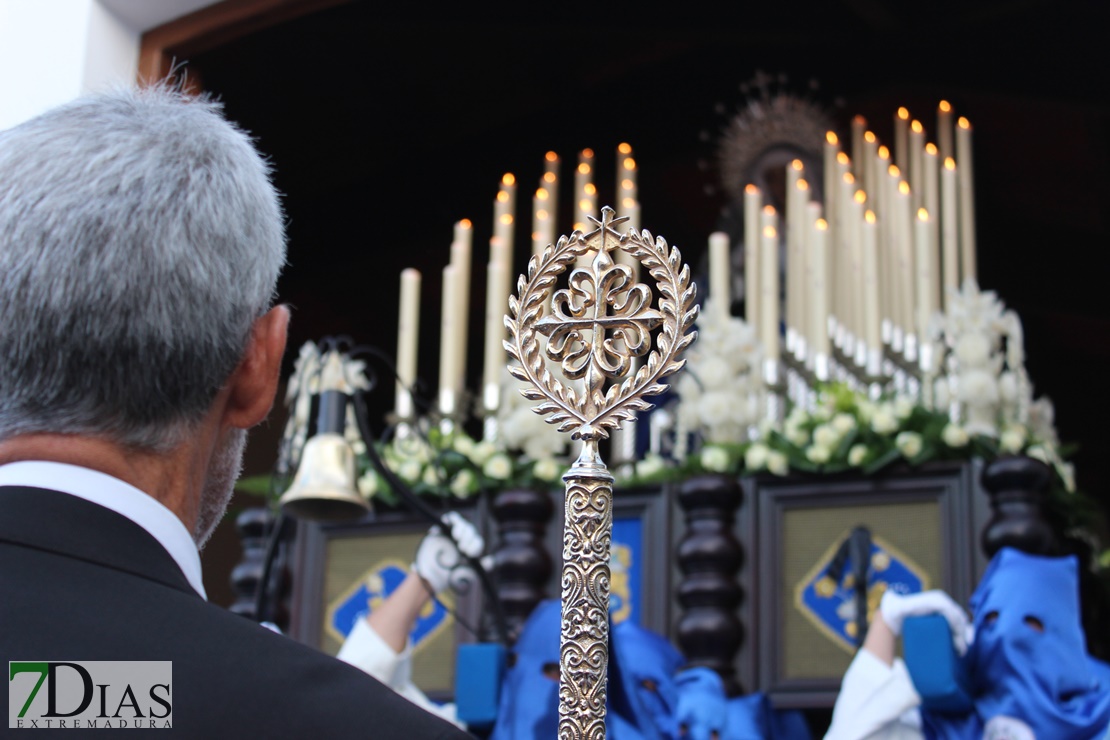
810 217 830 363
438 264 459 414
894 107 910 174
956 117 977 285
760 204 778 352
616 142 637 222
909 120 925 211
785 160 803 350
708 231 731 321
483 260 509 407
894 179 915 338
574 149 595 232
873 146 891 333
861 210 881 354
533 186 553 258
454 218 473 251
395 268 421 420
914 207 936 341
823 131 839 232
760 224 780 364
941 157 959 301
850 115 867 179
450 237 472 392
937 100 954 163
861 131 878 200
543 151 560 241
923 143 940 312
792 178 811 349
744 184 762 329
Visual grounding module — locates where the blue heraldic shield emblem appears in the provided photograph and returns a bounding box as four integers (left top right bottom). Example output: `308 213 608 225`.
795 531 929 653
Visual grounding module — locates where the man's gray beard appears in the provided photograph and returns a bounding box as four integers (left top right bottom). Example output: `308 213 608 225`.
193 427 248 549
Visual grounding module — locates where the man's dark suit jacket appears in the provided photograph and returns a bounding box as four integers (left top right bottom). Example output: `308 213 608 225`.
0 485 472 738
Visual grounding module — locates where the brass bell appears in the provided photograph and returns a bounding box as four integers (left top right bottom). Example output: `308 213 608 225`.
279 432 370 521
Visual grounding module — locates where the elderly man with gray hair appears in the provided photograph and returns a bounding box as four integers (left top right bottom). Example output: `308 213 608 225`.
0 84 469 738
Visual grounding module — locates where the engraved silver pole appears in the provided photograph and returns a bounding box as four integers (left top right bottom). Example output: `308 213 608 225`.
505 206 697 739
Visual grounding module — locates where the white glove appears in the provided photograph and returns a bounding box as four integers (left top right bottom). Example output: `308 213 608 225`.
412 512 485 594
880 589 972 655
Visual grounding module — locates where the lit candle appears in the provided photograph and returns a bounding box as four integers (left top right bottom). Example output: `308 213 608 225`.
792 177 811 349
914 207 936 340
894 107 910 175
861 210 881 354
861 131 878 200
823 131 840 235
956 117 977 285
744 184 762 328
785 160 803 349
709 232 731 320
450 237 472 392
894 179 915 338
805 200 823 350
761 224 780 364
941 157 959 300
614 199 641 285
395 268 421 420
909 119 925 211
617 142 637 221
937 100 954 164
483 260 509 408
438 264 459 413
851 115 867 179
574 149 595 232
810 218 831 363
533 186 552 259
873 147 892 333
923 142 940 311
454 219 473 251
494 173 516 253
543 151 560 243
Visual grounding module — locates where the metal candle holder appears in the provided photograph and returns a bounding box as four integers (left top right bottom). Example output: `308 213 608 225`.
505 206 698 739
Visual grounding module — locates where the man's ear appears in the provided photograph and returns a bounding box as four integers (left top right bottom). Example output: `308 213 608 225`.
222 305 290 430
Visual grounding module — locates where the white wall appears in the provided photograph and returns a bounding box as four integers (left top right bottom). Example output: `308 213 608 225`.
0 0 219 131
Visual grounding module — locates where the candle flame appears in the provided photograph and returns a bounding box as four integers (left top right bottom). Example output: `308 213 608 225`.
621 177 635 191
911 120 924 134
837 152 850 165
502 173 516 186
888 164 900 177
500 214 513 225
536 209 549 220
536 188 549 200
816 218 828 231
585 183 597 196
939 100 952 113
958 116 971 129
826 131 839 145
864 131 877 143
791 159 803 171
944 157 956 170
578 163 591 175
899 181 911 195
581 148 594 159
854 190 867 204
622 196 636 208
897 107 910 120
745 184 760 195
532 231 541 241
545 151 559 162
763 226 777 238
854 115 867 125
618 142 632 155
878 145 890 159
543 172 556 184
917 207 929 221
458 219 472 229
496 191 509 204
843 172 855 184
579 198 591 211
797 178 809 190
763 205 776 215
623 157 636 171
865 210 876 224
925 143 938 156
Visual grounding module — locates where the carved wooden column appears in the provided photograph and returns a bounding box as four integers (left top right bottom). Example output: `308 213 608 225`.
229 507 291 630
491 487 554 644
676 473 744 695
980 454 1059 558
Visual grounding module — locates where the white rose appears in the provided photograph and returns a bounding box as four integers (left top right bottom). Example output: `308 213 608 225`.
697 391 735 428
1025 444 1051 464
450 469 477 498
453 434 476 457
786 406 809 427
745 443 769 471
813 424 841 449
533 457 562 481
896 431 923 458
933 379 951 409
357 471 379 498
856 400 877 423
483 453 513 480
999 424 1027 453
998 372 1019 404
955 332 991 367
806 445 831 464
871 407 898 435
831 413 857 435
636 454 665 478
942 423 969 448
422 465 441 488
767 450 789 476
848 444 868 467
695 356 733 390
893 396 915 420
786 423 810 447
957 369 1000 404
398 459 423 484
470 441 498 465
701 445 731 473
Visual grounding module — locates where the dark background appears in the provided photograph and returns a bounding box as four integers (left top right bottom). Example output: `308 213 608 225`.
185 1 1110 599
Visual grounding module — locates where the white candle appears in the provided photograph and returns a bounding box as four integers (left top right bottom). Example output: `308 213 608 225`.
894 107 910 175
483 260 509 403
453 219 473 251
941 157 959 301
861 131 878 201
533 186 552 259
909 119 925 211
450 238 472 393
861 210 881 353
744 184 762 328
543 151 560 244
574 149 595 232
494 173 516 257
760 224 780 363
438 264 459 412
937 100 954 164
823 131 839 235
759 205 778 350
805 200 823 350
873 146 892 332
617 142 637 222
923 143 941 311
785 160 803 347
914 207 936 340
395 268 421 420
614 199 641 287
851 115 867 179
894 179 915 337
809 217 830 360
956 117 977 285
792 177 811 347
709 231 731 321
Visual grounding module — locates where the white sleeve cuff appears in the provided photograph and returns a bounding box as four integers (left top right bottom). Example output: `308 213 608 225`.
824 650 923 740
335 617 412 688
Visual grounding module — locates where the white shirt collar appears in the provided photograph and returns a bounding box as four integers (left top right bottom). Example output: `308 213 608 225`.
0 460 207 600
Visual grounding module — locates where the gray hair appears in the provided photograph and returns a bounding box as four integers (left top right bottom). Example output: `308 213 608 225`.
0 83 287 451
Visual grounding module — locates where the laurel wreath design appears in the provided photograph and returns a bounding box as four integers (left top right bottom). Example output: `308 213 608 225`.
504 208 699 442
